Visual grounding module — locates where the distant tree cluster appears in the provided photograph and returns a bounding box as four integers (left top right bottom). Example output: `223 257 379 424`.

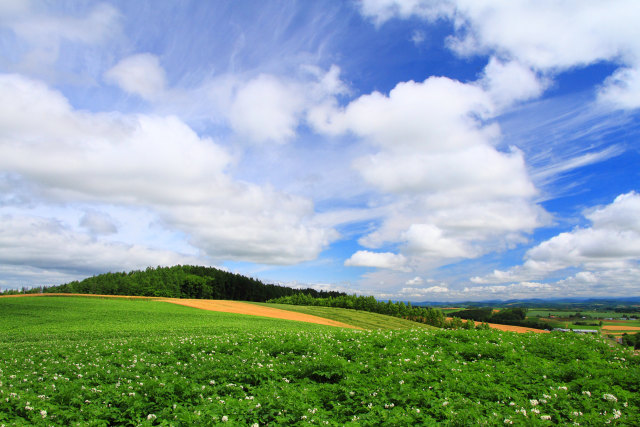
447 307 494 322
449 307 552 330
266 293 488 329
621 333 640 350
0 287 44 295
613 307 640 313
8 265 346 302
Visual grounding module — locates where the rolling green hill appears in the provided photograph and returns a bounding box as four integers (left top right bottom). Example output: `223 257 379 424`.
0 296 333 343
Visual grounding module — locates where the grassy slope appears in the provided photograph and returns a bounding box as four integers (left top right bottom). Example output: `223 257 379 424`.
254 302 436 330
1 295 434 334
0 296 335 343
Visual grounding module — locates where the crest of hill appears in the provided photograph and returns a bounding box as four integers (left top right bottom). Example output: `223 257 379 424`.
33 265 346 302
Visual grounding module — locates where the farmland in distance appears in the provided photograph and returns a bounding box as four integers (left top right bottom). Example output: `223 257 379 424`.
1 296 639 425
255 302 435 330
527 309 640 337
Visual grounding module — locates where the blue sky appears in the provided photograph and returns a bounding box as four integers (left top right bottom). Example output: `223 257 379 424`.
1 0 640 301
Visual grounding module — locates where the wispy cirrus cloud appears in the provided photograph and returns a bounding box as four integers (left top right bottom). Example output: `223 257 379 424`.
0 2 122 81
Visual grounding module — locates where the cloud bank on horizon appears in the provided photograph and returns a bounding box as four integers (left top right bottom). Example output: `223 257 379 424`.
1 0 639 301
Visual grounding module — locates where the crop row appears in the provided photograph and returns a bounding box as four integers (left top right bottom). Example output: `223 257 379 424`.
1 327 638 426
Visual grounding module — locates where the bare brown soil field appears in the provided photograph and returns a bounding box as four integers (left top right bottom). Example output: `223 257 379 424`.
446 317 549 334
487 323 549 333
601 325 640 331
160 299 360 329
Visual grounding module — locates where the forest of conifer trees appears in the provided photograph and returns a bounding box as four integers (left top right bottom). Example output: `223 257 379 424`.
7 265 346 302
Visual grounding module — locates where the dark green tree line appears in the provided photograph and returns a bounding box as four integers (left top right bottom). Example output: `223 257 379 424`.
22 265 346 302
267 293 457 328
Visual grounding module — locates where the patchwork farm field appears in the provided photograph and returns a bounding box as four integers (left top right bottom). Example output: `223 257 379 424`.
526 309 640 336
527 310 638 319
1 297 639 425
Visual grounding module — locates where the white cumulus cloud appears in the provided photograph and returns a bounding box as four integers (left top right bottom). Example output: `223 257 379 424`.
345 250 409 272
0 73 337 265
229 65 348 144
478 57 549 109
598 66 640 110
318 75 546 266
473 192 640 284
229 74 305 144
104 53 167 100
360 0 640 110
0 214 202 275
400 285 450 297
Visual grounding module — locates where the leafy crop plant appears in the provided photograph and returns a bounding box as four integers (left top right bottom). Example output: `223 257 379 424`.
0 297 638 425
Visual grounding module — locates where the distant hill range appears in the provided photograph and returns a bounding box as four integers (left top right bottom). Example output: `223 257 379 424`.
27 265 346 303
416 297 640 308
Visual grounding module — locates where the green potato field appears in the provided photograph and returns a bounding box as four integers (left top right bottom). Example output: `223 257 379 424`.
1 297 639 425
